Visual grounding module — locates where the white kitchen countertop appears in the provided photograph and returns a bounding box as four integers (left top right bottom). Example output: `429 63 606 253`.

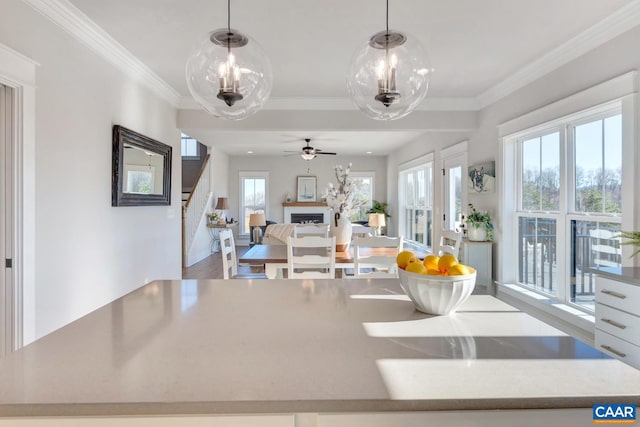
1 278 639 417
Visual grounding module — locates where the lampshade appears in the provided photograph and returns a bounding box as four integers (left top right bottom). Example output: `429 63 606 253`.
249 213 266 227
368 213 386 227
347 1 431 120
185 0 272 120
215 197 229 210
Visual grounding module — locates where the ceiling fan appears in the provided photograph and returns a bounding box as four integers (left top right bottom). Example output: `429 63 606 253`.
285 138 337 160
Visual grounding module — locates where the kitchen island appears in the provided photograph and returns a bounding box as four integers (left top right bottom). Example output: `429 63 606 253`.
0 278 639 426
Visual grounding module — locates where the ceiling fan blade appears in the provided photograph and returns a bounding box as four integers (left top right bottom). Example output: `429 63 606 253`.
317 152 337 155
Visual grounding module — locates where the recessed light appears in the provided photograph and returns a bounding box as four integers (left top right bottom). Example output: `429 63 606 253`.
247 150 254 154
366 151 373 154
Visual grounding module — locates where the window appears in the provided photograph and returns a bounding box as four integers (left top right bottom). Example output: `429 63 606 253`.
398 156 433 250
239 172 268 235
181 133 199 158
348 172 374 222
508 104 627 311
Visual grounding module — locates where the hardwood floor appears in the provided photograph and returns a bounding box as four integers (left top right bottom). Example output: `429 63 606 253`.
182 246 261 279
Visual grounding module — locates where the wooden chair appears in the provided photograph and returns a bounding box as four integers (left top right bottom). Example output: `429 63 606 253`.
352 236 403 278
286 236 336 279
439 229 462 258
292 224 330 238
219 229 267 280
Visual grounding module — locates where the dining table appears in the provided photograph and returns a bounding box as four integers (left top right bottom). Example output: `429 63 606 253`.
239 243 418 279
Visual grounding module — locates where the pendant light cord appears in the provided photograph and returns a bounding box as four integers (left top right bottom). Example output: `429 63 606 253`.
227 0 231 33
385 0 389 34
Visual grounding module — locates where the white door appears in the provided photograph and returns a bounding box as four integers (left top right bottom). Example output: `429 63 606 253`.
442 152 466 231
0 84 13 356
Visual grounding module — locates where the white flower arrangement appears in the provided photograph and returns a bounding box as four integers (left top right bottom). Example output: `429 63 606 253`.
322 163 366 215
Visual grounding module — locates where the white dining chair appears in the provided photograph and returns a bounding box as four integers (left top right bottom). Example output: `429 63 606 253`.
439 229 462 258
219 229 268 280
286 235 336 279
352 236 403 278
292 223 330 238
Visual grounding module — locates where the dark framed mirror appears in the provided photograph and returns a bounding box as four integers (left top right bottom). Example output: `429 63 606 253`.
112 125 172 207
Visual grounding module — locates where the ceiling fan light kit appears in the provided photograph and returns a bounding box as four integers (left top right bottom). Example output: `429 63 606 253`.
284 138 338 161
346 0 431 120
185 0 272 120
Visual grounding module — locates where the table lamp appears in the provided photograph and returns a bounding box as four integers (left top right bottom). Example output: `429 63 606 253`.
249 213 266 244
215 197 229 222
368 213 385 236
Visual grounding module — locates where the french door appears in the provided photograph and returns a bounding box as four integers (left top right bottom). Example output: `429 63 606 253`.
441 151 466 232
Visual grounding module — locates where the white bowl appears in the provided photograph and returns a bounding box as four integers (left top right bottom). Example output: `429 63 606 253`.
398 268 476 315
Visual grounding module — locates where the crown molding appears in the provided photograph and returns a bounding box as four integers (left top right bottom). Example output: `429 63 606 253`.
177 96 480 111
22 0 181 106
477 0 640 108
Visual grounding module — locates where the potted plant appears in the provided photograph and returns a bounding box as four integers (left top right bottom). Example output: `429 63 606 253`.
367 200 391 218
619 231 640 258
466 204 493 241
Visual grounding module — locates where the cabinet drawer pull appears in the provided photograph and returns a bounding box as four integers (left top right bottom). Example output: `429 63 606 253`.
601 318 627 329
601 345 626 358
601 289 627 299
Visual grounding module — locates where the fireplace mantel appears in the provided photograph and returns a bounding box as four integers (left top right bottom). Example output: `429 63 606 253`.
282 202 327 207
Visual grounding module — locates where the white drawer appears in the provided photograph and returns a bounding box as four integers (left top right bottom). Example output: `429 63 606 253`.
595 329 640 369
595 276 640 314
596 303 640 346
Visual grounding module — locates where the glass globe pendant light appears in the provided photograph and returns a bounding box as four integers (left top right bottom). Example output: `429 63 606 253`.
347 0 431 120
185 0 272 120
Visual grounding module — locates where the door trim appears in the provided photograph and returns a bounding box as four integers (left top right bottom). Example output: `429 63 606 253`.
0 42 38 350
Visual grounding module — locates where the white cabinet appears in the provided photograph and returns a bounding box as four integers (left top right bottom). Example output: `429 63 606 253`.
594 274 640 369
459 239 492 288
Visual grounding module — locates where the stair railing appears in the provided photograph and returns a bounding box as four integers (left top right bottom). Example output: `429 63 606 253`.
182 154 211 267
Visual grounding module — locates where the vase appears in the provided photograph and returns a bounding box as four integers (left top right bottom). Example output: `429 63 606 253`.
467 225 487 242
330 212 352 252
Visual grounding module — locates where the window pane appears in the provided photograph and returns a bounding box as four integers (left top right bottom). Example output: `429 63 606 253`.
521 137 541 210
604 115 622 213
399 165 432 249
405 173 415 206
518 217 557 296
181 134 198 157
570 220 621 310
540 133 560 211
575 120 603 212
244 179 256 205
240 176 267 234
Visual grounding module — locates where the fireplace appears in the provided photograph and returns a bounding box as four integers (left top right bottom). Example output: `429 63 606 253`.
284 204 330 224
291 213 324 224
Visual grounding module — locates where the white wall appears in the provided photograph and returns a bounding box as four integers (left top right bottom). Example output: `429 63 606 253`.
0 0 182 341
227 154 387 230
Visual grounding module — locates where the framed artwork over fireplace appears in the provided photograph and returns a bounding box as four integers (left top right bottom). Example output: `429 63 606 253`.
297 176 317 202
